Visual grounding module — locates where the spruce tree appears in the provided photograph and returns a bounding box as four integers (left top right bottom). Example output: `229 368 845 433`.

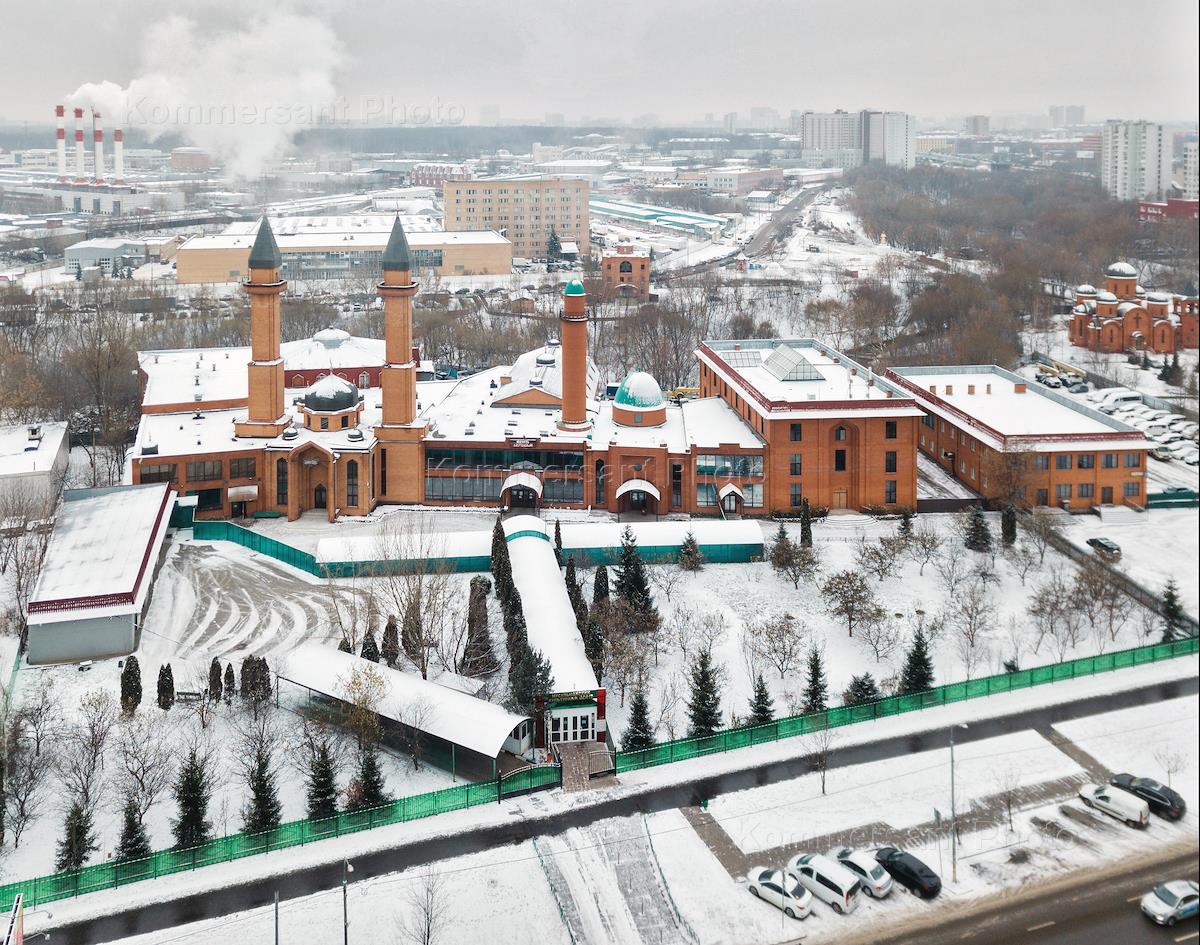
898 507 914 540
503 592 528 659
748 673 775 725
686 649 723 738
156 663 174 710
842 673 880 707
380 615 400 668
899 628 935 695
622 685 655 752
802 648 828 714
208 657 223 704
116 794 152 862
243 744 282 835
770 522 790 566
462 576 499 676
615 526 657 627
1001 503 1017 546
1161 579 1186 643
491 517 514 607
584 608 605 679
337 637 352 653
223 663 235 704
592 564 610 606
1002 658 1020 674
554 519 564 567
678 530 705 572
510 647 554 717
360 628 381 663
964 507 992 553
120 655 142 715
306 738 340 821
172 748 212 849
565 556 590 641
56 801 98 872
799 498 813 548
351 746 389 810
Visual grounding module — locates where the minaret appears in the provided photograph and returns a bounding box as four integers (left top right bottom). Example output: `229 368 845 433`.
374 216 426 502
557 280 591 431
234 218 290 437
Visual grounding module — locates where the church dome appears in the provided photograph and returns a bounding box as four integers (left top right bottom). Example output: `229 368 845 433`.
313 327 350 348
1105 261 1137 278
304 374 359 412
614 371 664 409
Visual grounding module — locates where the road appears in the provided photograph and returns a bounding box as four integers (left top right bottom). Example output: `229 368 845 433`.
50 674 1198 944
856 846 1199 945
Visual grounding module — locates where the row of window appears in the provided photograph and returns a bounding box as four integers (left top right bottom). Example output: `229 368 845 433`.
425 448 586 471
788 420 898 442
787 481 899 506
1046 453 1142 470
154 457 257 483
695 454 764 478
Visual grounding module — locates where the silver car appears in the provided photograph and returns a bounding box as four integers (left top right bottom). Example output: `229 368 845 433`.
1141 880 1199 926
746 866 813 920
830 846 894 898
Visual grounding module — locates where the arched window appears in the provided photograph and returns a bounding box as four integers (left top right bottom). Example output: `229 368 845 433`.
619 260 633 273
359 372 370 388
276 458 288 505
834 426 847 441
346 459 359 507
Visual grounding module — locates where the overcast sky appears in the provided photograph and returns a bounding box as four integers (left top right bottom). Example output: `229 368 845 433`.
3 0 1197 126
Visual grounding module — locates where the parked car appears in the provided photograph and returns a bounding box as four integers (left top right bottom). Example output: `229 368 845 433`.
1036 374 1063 388
1067 382 1090 394
1149 446 1174 461
1078 782 1149 827
1140 880 1199 926
874 847 942 898
1110 774 1187 820
786 853 862 914
1086 536 1122 560
746 866 812 919
830 847 893 898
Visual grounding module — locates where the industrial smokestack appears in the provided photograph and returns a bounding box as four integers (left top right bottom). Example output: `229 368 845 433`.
73 107 86 183
557 280 591 431
113 128 125 183
55 105 67 180
92 110 105 184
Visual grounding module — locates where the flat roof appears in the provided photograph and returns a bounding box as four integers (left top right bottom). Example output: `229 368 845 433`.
180 214 510 253
0 421 67 477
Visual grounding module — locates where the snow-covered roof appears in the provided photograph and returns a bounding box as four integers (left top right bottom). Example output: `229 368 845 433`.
1096 291 1118 302
1076 284 1097 294
680 397 764 448
1106 262 1137 278
0 421 67 477
493 341 600 405
502 515 599 695
280 643 528 758
614 371 664 409
27 483 173 625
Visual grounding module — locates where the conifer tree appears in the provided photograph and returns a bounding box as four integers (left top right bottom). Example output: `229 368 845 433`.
748 673 775 725
770 525 795 574
306 738 339 821
592 564 610 606
565 556 590 640
584 608 605 679
337 637 352 653
491 517 514 607
360 628 381 663
898 507 914 540
899 628 935 695
1002 658 1020 674
1001 503 1017 546
622 685 655 752
56 801 98 872
509 646 554 716
686 649 723 738
842 673 880 707
678 530 704 572
964 507 992 553
208 657 223 704
120 655 142 715
547 225 562 260
799 498 813 547
258 657 272 702
503 592 528 659
156 663 175 710
1161 579 1186 643
615 526 657 627
802 648 828 714
172 748 212 848
554 519 564 567
381 615 401 668
223 663 235 704
243 742 283 835
463 576 499 676
401 593 423 665
349 747 389 810
116 793 152 862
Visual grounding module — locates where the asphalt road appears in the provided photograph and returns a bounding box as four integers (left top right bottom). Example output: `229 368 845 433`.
52 674 1198 945
870 846 1199 945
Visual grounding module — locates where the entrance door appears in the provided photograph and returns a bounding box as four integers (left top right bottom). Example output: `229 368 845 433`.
832 489 848 510
722 493 739 513
231 501 246 519
314 484 328 509
628 489 647 514
509 486 537 508
1101 486 1113 505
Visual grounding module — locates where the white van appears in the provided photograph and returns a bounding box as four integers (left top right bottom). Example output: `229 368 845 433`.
1100 389 1142 407
786 853 862 914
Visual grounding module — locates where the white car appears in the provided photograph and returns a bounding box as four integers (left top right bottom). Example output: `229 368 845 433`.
787 853 862 914
747 866 812 919
1078 782 1149 827
830 847 894 898
1141 880 1199 926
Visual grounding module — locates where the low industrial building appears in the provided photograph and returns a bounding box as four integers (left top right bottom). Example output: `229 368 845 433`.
0 421 68 513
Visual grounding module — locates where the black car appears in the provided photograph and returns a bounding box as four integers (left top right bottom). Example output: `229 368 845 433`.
875 847 941 898
1110 774 1187 820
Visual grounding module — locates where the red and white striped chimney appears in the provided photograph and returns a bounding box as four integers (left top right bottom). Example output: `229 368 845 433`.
73 107 86 183
92 110 105 184
112 127 125 184
55 105 67 180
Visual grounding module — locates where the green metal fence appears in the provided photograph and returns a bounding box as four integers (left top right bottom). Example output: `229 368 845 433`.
0 762 560 909
193 520 320 575
1147 490 1199 509
615 635 1200 773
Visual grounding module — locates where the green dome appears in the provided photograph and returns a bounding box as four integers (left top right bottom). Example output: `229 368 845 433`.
614 371 663 409
563 280 586 296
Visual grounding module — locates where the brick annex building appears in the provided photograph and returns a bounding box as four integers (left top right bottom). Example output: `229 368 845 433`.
1067 261 1199 355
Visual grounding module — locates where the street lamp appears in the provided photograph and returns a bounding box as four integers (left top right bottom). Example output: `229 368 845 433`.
949 723 968 884
342 858 355 945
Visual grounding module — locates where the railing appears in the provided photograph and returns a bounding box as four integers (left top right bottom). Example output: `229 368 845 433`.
0 761 560 910
193 520 319 575
614 636 1200 773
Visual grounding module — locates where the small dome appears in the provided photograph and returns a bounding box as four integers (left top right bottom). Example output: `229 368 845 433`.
563 280 586 297
614 371 664 409
1105 262 1137 278
304 374 358 412
1096 291 1118 302
1147 291 1170 302
313 327 350 348
1076 284 1097 294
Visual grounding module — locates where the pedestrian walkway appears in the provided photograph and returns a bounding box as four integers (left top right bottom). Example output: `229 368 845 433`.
1038 724 1114 781
558 742 614 792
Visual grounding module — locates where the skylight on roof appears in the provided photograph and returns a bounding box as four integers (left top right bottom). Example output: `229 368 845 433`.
763 344 824 382
722 349 763 368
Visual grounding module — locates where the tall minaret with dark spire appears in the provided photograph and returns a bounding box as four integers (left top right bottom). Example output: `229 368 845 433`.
235 218 289 437
374 216 425 501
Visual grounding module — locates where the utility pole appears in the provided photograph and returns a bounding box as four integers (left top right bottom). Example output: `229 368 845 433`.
274 890 279 945
342 858 354 945
950 723 968 884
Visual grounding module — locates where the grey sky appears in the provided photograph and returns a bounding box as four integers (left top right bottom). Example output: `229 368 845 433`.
2 0 1197 125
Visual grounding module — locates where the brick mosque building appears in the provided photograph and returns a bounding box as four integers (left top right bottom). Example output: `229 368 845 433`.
1067 261 1199 355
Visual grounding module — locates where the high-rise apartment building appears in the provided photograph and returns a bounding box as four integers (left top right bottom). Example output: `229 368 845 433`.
1050 105 1086 127
795 109 915 169
1101 120 1171 200
963 115 990 135
443 177 589 260
1183 142 1199 200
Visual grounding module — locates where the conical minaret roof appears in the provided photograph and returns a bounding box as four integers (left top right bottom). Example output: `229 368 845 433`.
247 216 282 270
381 215 412 272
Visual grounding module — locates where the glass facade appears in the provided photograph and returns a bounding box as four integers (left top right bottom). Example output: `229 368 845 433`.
695 454 764 477
425 447 584 471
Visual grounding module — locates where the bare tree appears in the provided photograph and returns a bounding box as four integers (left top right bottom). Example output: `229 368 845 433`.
117 713 176 824
653 671 686 742
0 480 57 647
338 663 388 750
57 689 117 815
996 766 1023 830
822 569 885 638
1004 541 1038 586
649 565 684 604
393 867 448 945
855 535 906 582
778 542 821 590
393 697 435 772
905 526 943 576
4 693 59 848
1023 510 1065 565
323 570 378 654
856 612 901 663
934 551 969 599
669 605 726 664
804 726 840 796
745 612 809 679
1152 747 1187 789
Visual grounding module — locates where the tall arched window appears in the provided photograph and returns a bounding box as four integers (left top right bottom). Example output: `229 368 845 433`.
619 260 633 273
346 459 359 507
359 372 370 388
276 458 288 505
834 426 847 441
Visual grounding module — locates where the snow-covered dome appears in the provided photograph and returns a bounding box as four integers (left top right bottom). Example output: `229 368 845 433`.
1147 291 1171 303
1105 261 1137 278
614 371 664 409
1076 284 1097 294
1096 291 1118 303
304 373 359 412
313 327 351 348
